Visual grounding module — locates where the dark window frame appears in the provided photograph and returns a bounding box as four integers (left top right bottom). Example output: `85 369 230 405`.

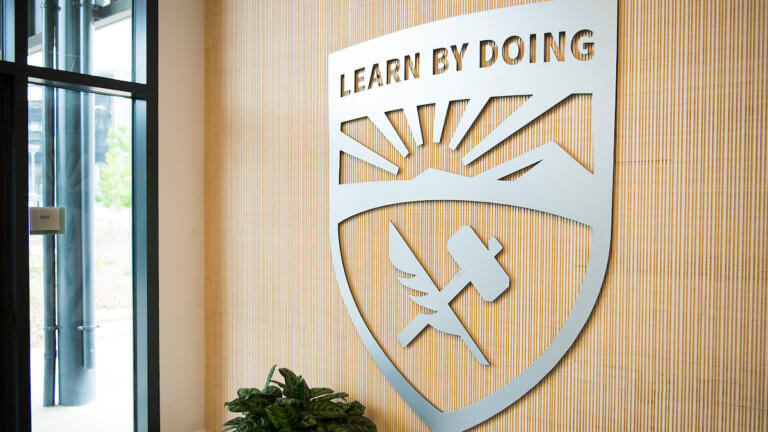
0 1 159 431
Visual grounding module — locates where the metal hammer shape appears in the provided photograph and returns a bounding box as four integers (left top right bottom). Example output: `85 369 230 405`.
395 225 510 365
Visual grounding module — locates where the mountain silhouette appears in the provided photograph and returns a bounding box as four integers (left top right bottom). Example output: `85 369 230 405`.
333 141 596 227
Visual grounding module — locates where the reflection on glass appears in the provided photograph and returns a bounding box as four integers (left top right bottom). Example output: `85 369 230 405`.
27 0 137 82
1 0 13 61
28 83 133 432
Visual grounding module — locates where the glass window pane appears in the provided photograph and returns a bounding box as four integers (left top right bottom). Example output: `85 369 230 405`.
28 83 134 432
27 0 143 82
1 0 13 61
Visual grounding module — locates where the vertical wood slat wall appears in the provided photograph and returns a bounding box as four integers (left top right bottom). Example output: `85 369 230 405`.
204 1 767 431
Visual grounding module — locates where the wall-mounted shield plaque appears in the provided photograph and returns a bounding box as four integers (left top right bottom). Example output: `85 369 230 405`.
328 0 617 430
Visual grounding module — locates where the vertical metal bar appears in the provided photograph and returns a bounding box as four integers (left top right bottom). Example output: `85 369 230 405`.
79 0 95 370
56 0 95 406
42 2 58 64
26 0 35 37
58 0 78 72
133 0 159 429
0 73 32 432
8 1 31 428
56 82 95 405
41 0 58 408
132 97 149 432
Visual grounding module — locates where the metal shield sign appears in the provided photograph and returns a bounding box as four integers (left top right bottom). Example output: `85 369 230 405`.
328 0 617 430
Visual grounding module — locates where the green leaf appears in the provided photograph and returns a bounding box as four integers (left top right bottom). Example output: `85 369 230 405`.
279 368 300 390
222 416 243 431
264 365 278 390
344 401 365 417
346 415 376 432
312 392 348 402
276 397 302 408
299 411 318 428
310 387 335 399
288 379 311 401
309 400 347 419
223 418 243 426
244 401 268 416
246 392 274 404
265 405 281 429
266 404 299 428
238 387 261 398
263 385 283 398
225 398 249 413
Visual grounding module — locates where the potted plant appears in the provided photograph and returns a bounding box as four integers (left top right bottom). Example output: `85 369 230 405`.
223 365 377 432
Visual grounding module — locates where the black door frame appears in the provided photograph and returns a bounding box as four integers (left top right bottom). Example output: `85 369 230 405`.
0 1 159 431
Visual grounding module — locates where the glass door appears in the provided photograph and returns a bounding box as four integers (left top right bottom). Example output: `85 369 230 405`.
27 84 134 431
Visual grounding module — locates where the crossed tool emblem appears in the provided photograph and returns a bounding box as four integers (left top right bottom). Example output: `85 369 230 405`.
389 222 510 365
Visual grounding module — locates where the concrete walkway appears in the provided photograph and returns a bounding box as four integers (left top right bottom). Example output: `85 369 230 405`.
30 315 133 432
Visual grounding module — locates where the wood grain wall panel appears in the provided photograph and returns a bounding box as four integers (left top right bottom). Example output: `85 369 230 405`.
204 1 768 430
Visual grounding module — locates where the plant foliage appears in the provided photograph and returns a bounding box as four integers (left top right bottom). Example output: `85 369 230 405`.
223 365 377 432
